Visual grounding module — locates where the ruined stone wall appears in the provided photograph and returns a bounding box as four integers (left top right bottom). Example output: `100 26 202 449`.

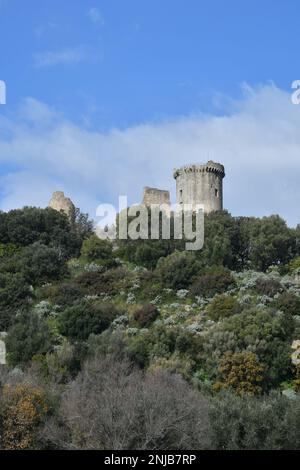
173 161 225 213
48 191 75 218
142 187 171 207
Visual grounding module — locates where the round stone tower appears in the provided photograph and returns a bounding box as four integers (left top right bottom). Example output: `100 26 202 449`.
173 160 225 213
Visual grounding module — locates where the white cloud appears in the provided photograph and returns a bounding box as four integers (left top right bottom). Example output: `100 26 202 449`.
34 45 101 67
0 84 299 226
87 7 104 26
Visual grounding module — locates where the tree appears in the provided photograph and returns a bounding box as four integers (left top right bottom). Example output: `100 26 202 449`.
42 355 211 450
190 269 235 298
214 351 265 395
0 207 93 259
202 307 295 387
80 235 117 268
209 391 300 449
1 242 68 286
58 301 121 341
1 384 48 450
247 216 296 271
206 294 240 321
0 272 32 330
155 251 201 289
6 312 54 366
134 304 159 327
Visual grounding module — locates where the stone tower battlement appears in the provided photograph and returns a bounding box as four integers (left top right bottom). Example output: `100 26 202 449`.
173 160 225 213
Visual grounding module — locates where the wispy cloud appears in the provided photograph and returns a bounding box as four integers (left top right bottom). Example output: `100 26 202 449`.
34 45 101 67
0 84 299 226
87 7 104 26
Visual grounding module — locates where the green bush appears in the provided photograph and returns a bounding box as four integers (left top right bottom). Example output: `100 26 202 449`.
1 242 68 286
45 282 85 308
0 272 32 330
6 311 54 366
75 267 128 295
206 294 240 321
58 300 121 341
255 277 282 297
273 292 300 316
190 269 235 298
81 235 117 268
155 251 201 289
0 207 93 258
209 391 300 449
134 304 159 327
203 307 294 387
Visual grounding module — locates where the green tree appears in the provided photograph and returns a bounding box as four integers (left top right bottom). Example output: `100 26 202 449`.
155 250 201 289
6 312 54 366
58 300 121 341
247 215 296 271
206 294 240 321
0 272 32 330
1 242 68 286
80 235 117 268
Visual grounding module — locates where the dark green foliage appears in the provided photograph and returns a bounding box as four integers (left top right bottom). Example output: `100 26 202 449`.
6 312 53 366
272 291 300 316
116 209 185 270
118 239 184 270
0 272 32 330
45 282 85 308
155 251 201 289
0 207 93 259
0 243 20 259
209 391 300 449
125 325 202 370
206 294 240 321
190 269 235 298
75 267 128 295
247 215 296 272
80 235 117 268
134 304 159 327
58 300 121 341
0 242 68 286
199 211 247 270
203 308 294 387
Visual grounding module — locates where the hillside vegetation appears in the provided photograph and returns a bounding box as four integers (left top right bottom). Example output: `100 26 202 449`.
0 207 300 449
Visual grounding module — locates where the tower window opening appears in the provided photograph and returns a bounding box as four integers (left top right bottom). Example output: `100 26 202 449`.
179 189 183 200
215 188 218 197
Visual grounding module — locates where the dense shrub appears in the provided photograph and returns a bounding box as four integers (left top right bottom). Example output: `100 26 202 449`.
0 272 32 330
155 251 201 289
214 351 265 395
1 242 68 286
190 269 235 298
273 292 300 316
0 207 93 258
134 304 159 327
247 215 296 272
81 235 117 268
6 312 54 366
206 294 240 321
45 282 85 308
75 268 128 295
202 308 294 386
42 355 211 450
1 384 49 450
255 277 282 297
58 300 121 341
209 391 300 449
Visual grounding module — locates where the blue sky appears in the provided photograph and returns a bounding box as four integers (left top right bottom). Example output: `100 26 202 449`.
0 0 300 225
